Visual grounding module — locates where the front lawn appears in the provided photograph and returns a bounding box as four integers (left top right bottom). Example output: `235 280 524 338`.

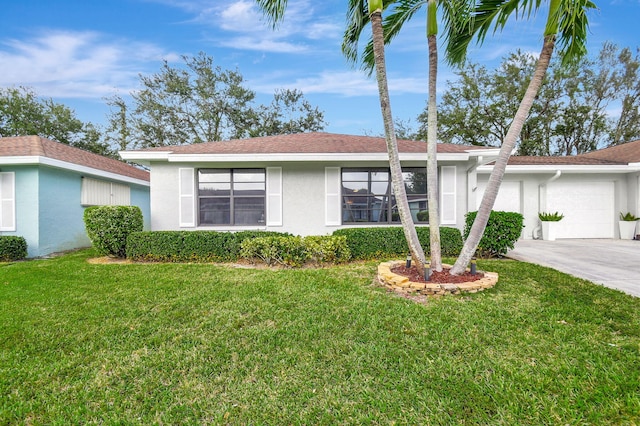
1 250 638 424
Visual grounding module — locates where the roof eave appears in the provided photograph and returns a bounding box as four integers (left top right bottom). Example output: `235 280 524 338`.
477 164 640 173
1 155 149 186
119 152 473 163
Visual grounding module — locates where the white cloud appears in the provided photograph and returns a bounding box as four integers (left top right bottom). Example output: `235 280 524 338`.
0 30 177 98
160 0 341 53
251 69 427 98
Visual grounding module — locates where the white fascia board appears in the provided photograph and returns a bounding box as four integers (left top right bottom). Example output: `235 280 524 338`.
164 152 469 163
119 150 171 163
0 155 149 186
477 164 638 174
466 148 501 156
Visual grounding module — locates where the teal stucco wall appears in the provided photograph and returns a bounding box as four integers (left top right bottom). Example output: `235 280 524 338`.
3 164 150 258
3 166 40 257
38 167 92 257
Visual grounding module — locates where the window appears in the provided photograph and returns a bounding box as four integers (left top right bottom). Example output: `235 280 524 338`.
198 169 266 226
342 168 428 224
81 177 130 206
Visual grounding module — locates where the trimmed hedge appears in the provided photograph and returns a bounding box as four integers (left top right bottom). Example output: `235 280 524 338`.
0 236 28 261
333 226 463 260
84 206 144 258
464 210 524 258
126 230 291 262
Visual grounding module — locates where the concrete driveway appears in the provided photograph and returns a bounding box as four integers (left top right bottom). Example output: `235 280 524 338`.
507 239 639 298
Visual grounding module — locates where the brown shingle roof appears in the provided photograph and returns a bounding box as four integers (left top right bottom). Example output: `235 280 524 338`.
132 132 486 155
579 139 640 163
0 136 149 182
506 139 640 166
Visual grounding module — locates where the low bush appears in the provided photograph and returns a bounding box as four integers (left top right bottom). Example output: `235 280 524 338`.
464 211 524 258
126 230 289 262
333 226 463 260
0 236 28 261
303 235 351 264
240 236 308 267
84 206 143 258
240 235 351 267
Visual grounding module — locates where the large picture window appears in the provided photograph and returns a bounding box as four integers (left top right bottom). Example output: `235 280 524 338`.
342 168 428 224
198 169 266 226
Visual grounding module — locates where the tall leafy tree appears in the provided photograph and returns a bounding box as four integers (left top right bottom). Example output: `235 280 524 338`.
447 0 596 275
607 44 640 145
0 86 112 156
107 53 325 150
248 89 326 137
424 45 629 155
256 0 428 273
107 53 256 149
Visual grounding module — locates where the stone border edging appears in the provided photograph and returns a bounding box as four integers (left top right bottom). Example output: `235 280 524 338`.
377 260 498 296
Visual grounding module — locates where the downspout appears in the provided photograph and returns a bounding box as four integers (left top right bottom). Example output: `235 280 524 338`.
534 170 561 239
466 155 496 212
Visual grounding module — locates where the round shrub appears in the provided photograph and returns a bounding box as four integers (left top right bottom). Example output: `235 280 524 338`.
464 210 524 257
0 236 28 261
84 206 143 258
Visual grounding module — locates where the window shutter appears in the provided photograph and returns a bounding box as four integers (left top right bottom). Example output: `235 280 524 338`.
325 167 341 226
0 172 16 231
266 167 283 226
179 168 195 227
440 166 457 225
81 177 130 206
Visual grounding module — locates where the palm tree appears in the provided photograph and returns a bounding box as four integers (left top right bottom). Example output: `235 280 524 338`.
367 0 428 274
257 0 428 273
343 0 472 273
447 0 596 275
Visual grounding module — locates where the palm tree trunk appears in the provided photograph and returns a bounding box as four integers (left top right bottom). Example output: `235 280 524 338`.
450 36 556 275
370 9 427 274
426 27 442 272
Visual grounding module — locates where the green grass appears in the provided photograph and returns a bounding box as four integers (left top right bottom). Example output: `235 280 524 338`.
1 250 639 425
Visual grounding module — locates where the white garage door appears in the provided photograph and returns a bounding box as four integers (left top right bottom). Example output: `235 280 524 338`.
476 181 522 213
547 181 614 238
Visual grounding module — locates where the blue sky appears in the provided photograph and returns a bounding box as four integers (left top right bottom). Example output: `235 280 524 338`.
0 0 638 138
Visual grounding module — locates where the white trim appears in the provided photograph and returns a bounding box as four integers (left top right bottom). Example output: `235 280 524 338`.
440 166 457 225
119 152 474 164
266 167 283 226
477 164 640 174
118 151 171 161
325 167 342 226
178 168 196 228
0 172 16 231
0 156 149 186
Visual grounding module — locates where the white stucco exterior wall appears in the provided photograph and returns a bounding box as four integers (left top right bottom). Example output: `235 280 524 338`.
475 171 633 239
148 160 473 236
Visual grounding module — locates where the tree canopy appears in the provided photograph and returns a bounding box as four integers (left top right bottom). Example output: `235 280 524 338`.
0 86 112 157
105 52 326 150
419 43 640 155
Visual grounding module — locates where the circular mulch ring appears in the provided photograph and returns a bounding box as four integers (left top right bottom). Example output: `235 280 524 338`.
378 260 498 297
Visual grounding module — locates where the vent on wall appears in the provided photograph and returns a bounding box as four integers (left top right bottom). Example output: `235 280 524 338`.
81 177 131 206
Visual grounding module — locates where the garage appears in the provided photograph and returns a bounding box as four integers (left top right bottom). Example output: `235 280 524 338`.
546 181 615 238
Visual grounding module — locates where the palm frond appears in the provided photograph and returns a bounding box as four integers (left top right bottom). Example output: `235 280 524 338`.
361 0 426 74
445 0 542 65
342 0 371 66
255 0 289 28
555 0 597 65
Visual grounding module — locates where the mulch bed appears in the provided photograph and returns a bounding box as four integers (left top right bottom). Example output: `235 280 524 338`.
391 264 484 284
